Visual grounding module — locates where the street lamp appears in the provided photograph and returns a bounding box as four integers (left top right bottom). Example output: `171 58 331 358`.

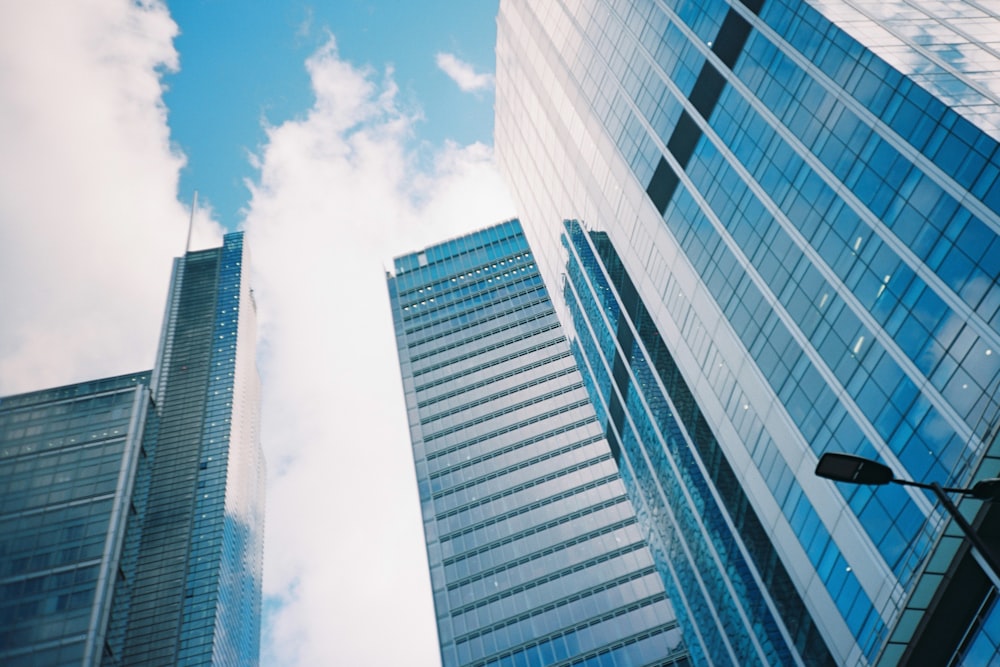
815 452 1000 589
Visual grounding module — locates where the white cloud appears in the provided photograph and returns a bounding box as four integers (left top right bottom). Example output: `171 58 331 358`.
244 38 514 666
435 52 495 93
0 0 224 394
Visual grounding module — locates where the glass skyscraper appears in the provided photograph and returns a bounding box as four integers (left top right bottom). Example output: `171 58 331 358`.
388 220 688 667
0 232 265 666
495 1 1000 665
0 373 152 666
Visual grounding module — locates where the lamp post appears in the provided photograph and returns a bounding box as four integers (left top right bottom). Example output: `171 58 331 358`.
814 452 1000 590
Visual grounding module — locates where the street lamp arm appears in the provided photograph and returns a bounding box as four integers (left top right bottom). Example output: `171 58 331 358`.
890 477 998 498
814 452 1000 500
814 452 1000 590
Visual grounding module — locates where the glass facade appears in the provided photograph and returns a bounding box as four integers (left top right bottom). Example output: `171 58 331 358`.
495 0 1000 665
562 220 832 666
388 220 689 667
0 374 151 667
0 233 264 666
110 232 265 667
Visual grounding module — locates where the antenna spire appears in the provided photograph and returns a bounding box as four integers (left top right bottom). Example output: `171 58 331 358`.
186 190 198 253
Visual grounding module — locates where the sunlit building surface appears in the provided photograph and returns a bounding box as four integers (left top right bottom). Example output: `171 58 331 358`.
495 0 1000 665
387 220 689 667
0 233 265 666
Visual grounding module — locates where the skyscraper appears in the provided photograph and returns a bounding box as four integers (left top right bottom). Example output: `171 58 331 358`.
495 1 1000 665
0 373 153 666
387 220 688 667
0 232 265 666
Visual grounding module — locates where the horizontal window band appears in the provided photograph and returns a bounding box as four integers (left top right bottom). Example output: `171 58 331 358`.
431 433 604 496
422 382 585 440
422 398 594 449
432 452 613 521
411 324 562 378
438 474 621 544
445 517 640 594
403 285 546 337
414 339 568 388
427 418 599 473
408 312 557 363
418 365 576 413
449 552 654 620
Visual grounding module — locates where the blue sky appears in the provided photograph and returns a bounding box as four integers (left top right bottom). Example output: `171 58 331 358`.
0 1 514 665
166 1 499 229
